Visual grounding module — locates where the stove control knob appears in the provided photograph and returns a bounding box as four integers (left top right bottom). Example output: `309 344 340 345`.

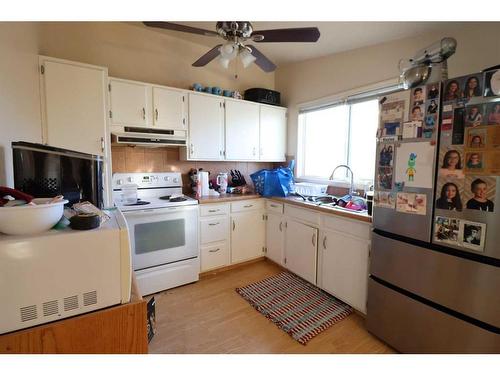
127 177 133 183
116 179 122 186
173 177 179 183
164 176 170 182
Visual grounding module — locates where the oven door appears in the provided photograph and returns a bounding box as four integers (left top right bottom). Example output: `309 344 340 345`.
123 205 198 271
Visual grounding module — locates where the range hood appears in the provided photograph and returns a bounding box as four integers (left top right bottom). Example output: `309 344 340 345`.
111 126 187 147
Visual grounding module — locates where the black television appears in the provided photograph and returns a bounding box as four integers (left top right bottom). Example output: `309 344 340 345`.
12 142 104 208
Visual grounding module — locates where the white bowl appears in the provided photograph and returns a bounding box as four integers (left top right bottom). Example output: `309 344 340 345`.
0 198 68 235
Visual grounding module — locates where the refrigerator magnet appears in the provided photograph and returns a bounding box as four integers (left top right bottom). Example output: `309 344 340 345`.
434 216 461 246
460 220 486 252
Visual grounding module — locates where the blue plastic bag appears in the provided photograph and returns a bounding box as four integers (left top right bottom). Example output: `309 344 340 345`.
251 160 295 197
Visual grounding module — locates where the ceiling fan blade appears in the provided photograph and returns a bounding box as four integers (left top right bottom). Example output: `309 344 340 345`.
143 22 219 37
252 27 320 43
247 45 276 72
192 44 222 67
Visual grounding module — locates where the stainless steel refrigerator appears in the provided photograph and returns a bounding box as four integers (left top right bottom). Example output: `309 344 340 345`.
367 70 500 353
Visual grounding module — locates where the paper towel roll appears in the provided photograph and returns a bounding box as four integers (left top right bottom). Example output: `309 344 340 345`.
199 171 210 196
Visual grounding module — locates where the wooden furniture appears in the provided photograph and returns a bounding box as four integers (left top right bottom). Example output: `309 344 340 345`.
0 276 148 354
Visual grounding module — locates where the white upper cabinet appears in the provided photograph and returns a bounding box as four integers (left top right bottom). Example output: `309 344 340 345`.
152 86 186 130
224 100 260 161
109 78 151 128
259 106 287 162
40 57 108 156
187 93 224 160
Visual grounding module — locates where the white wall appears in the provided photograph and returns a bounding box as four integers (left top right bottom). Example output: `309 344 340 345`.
0 21 275 187
0 23 42 186
276 22 500 158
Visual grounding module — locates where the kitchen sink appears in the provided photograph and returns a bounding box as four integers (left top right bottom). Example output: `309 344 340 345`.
290 193 367 214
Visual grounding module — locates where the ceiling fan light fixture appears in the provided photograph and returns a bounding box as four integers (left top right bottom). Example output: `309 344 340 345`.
240 48 257 68
220 42 238 60
218 56 231 69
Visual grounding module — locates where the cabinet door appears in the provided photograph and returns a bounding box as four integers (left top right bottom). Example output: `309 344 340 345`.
319 229 369 313
224 100 260 160
42 59 107 156
188 93 224 160
266 213 285 265
260 106 286 162
109 79 151 127
152 87 186 130
231 211 265 264
284 219 318 284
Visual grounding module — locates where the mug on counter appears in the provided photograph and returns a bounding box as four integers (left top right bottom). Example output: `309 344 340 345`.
192 83 203 92
223 89 233 97
211 87 222 95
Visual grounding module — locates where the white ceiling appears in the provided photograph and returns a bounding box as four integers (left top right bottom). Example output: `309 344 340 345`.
135 21 463 66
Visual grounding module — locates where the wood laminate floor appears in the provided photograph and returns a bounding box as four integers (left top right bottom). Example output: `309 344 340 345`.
147 259 396 354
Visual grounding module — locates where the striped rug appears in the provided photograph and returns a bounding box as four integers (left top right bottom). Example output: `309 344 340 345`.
236 271 353 345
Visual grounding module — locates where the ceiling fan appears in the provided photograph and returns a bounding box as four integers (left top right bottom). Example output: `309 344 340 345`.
143 21 321 72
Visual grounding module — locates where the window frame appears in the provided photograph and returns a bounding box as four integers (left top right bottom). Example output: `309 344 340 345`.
296 78 400 188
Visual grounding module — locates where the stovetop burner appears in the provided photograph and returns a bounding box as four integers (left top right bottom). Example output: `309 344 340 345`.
159 195 188 202
124 200 150 206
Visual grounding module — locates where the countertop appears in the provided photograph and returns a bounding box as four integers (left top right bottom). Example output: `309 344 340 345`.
191 193 372 223
268 196 372 223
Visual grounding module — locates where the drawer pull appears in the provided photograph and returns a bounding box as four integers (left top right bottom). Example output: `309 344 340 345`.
233 220 235 231
208 209 220 213
209 248 220 253
243 204 253 208
270 204 279 208
323 236 327 249
279 222 283 232
312 233 316 247
208 222 220 226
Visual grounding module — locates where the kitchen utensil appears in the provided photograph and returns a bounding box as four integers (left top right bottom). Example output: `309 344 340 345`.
216 172 229 194
0 198 68 235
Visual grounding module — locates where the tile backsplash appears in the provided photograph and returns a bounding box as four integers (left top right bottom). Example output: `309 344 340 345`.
111 146 273 193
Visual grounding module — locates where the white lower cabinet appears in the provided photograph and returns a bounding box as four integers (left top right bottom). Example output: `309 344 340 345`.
284 219 318 285
201 242 230 272
231 210 266 263
265 212 285 265
318 228 370 313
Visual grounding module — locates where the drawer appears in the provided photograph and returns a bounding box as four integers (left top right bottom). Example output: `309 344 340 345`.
284 204 320 226
201 242 230 272
231 199 264 213
200 203 229 217
266 200 284 214
321 214 371 240
200 216 229 244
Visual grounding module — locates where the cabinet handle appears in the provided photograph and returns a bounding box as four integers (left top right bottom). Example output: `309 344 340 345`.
190 143 194 155
208 222 220 226
209 248 220 253
244 204 253 208
252 147 256 156
312 233 316 247
270 204 278 208
233 220 235 231
323 236 327 249
208 209 220 213
100 137 105 152
155 108 159 121
279 222 283 232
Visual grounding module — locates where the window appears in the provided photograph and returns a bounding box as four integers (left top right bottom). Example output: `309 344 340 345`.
297 98 379 185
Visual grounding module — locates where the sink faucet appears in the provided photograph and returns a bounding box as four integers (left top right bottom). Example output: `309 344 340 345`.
329 164 355 196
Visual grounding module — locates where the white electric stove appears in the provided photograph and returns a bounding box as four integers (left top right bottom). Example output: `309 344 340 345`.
112 172 199 296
